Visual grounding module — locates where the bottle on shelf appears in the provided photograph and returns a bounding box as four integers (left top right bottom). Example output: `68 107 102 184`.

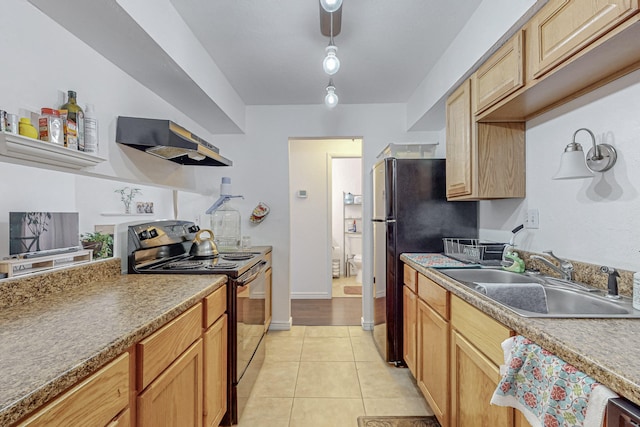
83 103 98 154
59 90 84 151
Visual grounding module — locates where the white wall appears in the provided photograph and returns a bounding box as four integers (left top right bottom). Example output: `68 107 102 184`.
288 141 361 299
479 68 640 272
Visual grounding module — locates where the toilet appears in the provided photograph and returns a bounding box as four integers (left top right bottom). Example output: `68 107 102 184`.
348 254 363 283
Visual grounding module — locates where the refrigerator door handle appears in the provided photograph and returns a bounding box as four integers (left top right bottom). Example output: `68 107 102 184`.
372 219 396 223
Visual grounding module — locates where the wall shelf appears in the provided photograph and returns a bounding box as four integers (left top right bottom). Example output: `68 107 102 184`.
0 131 106 170
0 249 93 278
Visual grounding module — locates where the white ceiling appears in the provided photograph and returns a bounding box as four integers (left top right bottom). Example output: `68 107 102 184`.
169 0 485 106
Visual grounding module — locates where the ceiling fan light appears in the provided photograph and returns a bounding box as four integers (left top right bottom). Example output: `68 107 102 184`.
320 0 342 13
323 45 340 75
325 82 338 108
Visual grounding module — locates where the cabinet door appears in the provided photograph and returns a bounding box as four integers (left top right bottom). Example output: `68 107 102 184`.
530 0 639 78
473 30 525 113
450 331 514 427
107 408 131 427
138 339 203 427
446 80 473 198
19 353 129 427
204 315 228 427
417 299 449 427
403 285 418 376
265 267 272 332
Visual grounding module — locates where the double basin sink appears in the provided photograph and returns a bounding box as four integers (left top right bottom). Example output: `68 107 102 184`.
440 268 640 318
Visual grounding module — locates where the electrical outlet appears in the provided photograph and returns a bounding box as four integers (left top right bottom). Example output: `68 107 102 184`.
526 208 539 229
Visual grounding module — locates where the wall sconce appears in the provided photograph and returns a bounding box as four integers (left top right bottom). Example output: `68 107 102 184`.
325 79 338 108
553 128 618 180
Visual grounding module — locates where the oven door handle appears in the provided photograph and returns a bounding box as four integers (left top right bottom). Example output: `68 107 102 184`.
236 260 267 287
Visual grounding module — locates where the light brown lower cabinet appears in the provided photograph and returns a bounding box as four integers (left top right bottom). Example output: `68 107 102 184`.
417 298 449 426
403 284 418 376
204 314 228 427
13 286 228 427
17 353 130 427
450 330 513 427
137 340 203 427
107 408 131 427
402 267 541 427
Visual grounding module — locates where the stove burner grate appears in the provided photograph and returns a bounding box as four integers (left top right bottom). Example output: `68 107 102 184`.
163 260 205 270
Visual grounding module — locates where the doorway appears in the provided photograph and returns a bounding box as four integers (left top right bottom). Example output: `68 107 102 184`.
330 157 362 299
288 138 362 325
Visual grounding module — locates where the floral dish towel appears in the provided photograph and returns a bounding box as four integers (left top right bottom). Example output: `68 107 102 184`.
491 335 617 427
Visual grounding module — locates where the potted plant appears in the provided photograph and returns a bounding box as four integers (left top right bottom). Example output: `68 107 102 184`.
115 187 142 214
81 231 114 259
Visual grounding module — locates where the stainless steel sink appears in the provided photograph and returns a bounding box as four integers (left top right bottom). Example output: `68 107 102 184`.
439 268 640 318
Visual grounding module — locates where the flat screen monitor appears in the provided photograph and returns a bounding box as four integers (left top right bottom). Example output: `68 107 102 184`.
9 212 80 257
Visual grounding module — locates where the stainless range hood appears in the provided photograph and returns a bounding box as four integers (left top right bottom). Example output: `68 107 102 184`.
116 117 232 166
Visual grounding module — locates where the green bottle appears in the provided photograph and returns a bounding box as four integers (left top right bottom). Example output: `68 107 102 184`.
60 90 85 150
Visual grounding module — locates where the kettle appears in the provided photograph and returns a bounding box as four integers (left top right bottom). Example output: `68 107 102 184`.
189 229 219 259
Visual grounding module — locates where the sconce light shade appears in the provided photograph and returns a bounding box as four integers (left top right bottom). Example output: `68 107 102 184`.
323 45 340 75
553 145 594 179
325 80 338 108
552 128 618 180
320 0 342 13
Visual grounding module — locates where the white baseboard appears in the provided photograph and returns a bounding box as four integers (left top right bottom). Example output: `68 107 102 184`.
290 292 331 299
361 317 374 331
268 317 293 331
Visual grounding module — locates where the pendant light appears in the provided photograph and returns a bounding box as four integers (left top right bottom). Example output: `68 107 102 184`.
323 45 340 75
323 10 340 75
320 0 342 13
325 79 338 108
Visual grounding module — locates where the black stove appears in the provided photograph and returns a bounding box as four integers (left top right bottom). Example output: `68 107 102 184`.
126 220 261 278
127 219 269 426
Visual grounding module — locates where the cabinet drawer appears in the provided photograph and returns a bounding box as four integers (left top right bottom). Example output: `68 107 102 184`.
137 303 202 390
472 30 524 113
204 286 227 329
450 296 511 366
404 264 418 292
418 274 449 320
20 353 129 427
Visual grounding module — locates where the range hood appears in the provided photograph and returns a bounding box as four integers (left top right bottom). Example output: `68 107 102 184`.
116 117 232 166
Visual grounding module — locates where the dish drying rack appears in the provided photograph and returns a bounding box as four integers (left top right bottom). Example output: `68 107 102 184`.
442 238 506 266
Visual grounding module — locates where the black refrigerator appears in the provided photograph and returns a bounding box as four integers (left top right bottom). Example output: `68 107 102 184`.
372 157 478 364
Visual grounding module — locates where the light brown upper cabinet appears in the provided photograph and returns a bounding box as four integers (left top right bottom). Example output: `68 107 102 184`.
472 30 525 114
529 0 639 79
446 80 526 200
446 80 473 199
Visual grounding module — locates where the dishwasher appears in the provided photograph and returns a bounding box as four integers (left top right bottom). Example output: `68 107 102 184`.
608 398 640 426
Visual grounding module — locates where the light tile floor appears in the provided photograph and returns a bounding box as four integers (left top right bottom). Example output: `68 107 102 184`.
237 326 433 427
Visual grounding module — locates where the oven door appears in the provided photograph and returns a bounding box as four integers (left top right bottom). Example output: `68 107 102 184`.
235 261 267 381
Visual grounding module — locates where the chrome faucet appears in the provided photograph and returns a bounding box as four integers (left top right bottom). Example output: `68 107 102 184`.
529 250 574 281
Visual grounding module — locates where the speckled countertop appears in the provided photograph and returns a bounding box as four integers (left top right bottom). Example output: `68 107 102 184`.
401 253 640 407
0 258 226 426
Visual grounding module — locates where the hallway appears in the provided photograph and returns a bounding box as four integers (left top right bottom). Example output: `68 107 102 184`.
237 326 433 427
